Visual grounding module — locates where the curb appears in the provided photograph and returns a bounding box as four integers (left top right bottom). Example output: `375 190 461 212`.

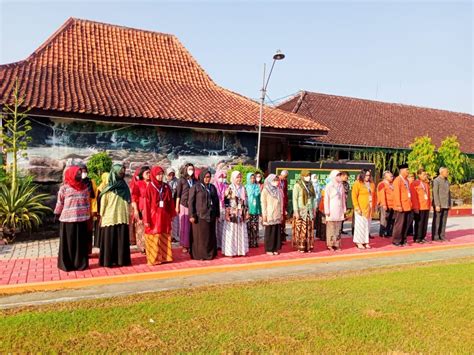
1 242 473 295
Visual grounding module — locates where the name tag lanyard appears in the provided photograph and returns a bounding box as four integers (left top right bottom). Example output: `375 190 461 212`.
152 182 165 208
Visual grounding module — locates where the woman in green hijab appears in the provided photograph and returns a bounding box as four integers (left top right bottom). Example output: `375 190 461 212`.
99 164 132 267
292 169 316 253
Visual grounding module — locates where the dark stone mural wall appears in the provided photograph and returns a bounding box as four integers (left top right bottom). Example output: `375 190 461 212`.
23 117 257 183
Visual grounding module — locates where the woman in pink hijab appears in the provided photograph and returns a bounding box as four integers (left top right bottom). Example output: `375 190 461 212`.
213 169 228 249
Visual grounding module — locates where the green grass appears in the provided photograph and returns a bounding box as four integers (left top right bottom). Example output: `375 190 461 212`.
1 258 473 353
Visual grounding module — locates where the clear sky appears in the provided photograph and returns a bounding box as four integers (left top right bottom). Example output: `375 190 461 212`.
1 0 472 113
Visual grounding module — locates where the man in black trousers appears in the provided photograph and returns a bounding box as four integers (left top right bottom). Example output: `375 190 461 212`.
432 167 451 242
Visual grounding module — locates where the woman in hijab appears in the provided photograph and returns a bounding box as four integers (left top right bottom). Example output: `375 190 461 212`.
130 165 151 253
99 164 132 267
77 163 97 255
255 172 264 191
143 166 175 265
94 172 109 248
261 174 283 255
166 167 180 243
352 169 376 249
213 169 228 250
188 169 220 260
245 172 262 248
222 171 249 257
324 170 347 251
176 163 196 253
292 170 316 253
54 165 91 271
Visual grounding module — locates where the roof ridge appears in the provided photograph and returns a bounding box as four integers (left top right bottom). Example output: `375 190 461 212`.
304 91 473 117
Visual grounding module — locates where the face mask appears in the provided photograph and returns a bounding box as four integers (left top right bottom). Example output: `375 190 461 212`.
81 172 88 179
156 175 162 180
271 181 279 187
256 177 261 182
187 169 194 176
304 176 310 182
218 177 226 183
311 177 318 182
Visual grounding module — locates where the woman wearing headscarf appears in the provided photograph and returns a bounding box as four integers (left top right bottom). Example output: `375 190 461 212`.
261 174 283 255
54 165 91 271
292 170 316 253
94 172 109 248
324 170 347 251
166 167 180 243
77 163 97 255
176 163 196 253
245 172 262 248
143 166 175 265
188 169 220 260
213 169 228 249
352 169 376 249
130 165 151 253
222 171 249 257
255 172 264 191
99 164 132 267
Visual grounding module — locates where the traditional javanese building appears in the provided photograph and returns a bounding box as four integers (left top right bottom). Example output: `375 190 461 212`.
0 18 328 182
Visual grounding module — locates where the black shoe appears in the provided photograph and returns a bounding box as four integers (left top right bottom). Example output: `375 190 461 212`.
392 242 402 247
369 235 375 239
341 231 348 235
420 239 429 244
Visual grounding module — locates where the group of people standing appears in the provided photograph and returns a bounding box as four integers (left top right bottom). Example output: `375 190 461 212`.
377 164 452 247
54 162 452 272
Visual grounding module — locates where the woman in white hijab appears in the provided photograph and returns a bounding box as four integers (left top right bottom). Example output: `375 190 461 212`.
222 171 249 257
324 170 346 251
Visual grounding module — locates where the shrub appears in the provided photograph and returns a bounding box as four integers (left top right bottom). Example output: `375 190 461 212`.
87 152 113 184
227 164 263 185
450 182 473 205
0 177 52 242
408 136 437 178
437 136 468 184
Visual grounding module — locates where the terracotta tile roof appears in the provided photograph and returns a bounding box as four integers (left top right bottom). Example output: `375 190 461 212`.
0 18 328 135
278 91 474 153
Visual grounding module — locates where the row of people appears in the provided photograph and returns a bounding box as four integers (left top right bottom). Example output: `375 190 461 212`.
54 163 451 272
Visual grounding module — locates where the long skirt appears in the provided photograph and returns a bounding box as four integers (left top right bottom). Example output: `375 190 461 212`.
171 215 180 242
134 219 146 253
216 206 225 249
353 213 371 244
191 219 217 260
315 211 326 241
326 220 342 249
92 216 101 248
179 205 191 248
292 216 314 252
144 233 173 265
247 214 260 248
58 221 89 272
128 209 137 245
222 221 249 256
99 224 132 267
264 224 281 253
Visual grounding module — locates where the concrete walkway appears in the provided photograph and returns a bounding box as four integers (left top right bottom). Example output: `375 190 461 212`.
1 244 472 309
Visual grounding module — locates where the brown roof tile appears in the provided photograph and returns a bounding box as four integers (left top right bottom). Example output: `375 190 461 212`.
278 91 474 153
0 18 328 135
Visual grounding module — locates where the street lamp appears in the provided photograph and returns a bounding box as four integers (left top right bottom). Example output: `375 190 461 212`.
255 50 285 169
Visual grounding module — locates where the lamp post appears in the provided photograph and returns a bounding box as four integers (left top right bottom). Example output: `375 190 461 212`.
255 50 285 169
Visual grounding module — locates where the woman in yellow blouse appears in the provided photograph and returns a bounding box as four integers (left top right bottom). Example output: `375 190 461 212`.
352 169 377 249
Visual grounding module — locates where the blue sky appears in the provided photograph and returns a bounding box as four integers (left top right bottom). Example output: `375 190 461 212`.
1 0 472 113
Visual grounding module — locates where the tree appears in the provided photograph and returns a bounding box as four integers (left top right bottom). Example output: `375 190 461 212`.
407 136 437 178
1 80 32 191
87 152 113 184
437 135 467 183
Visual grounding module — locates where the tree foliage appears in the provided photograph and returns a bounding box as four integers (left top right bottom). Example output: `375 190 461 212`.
87 152 113 184
407 136 437 178
437 135 468 183
1 81 32 191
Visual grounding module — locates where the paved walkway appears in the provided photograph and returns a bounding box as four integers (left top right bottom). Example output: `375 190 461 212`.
0 217 472 294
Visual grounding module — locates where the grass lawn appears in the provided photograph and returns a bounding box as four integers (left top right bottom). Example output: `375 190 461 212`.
1 258 473 353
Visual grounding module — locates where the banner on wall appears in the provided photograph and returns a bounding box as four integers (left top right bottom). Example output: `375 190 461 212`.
268 160 376 213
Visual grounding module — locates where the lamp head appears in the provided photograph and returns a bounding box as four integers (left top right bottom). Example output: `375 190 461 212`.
273 50 285 60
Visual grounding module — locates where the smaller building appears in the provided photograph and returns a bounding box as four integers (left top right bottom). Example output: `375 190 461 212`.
278 91 474 166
